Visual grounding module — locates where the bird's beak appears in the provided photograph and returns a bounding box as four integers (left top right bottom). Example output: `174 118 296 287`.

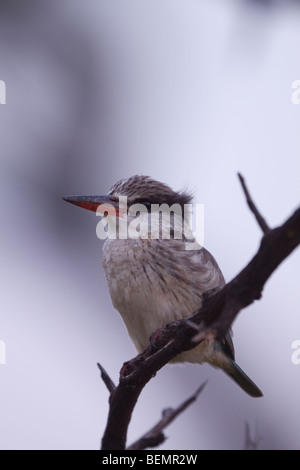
63 195 119 216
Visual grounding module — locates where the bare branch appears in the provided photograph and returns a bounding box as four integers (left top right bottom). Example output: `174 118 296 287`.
127 382 207 450
97 362 116 393
238 172 271 234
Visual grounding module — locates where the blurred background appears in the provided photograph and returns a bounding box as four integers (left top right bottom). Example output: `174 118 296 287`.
0 0 299 450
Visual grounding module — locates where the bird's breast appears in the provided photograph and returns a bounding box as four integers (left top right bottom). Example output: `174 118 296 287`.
101 238 205 353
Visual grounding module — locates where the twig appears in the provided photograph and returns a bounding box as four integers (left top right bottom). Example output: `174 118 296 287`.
244 421 260 450
127 382 207 450
238 172 271 234
97 362 116 393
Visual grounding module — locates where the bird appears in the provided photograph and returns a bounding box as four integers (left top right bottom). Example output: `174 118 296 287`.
63 175 263 397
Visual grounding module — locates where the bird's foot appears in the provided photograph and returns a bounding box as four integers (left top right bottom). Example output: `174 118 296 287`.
149 327 165 352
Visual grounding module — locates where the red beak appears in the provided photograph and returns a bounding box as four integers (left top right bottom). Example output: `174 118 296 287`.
63 195 119 216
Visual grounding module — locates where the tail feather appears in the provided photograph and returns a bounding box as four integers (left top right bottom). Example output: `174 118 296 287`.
222 360 263 398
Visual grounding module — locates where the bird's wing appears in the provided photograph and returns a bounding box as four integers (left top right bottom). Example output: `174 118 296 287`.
196 248 235 359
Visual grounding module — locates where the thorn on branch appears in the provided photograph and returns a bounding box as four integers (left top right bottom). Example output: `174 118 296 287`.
238 173 271 234
127 381 207 450
97 362 116 393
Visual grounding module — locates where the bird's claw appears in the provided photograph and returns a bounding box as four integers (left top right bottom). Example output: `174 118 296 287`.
149 327 165 352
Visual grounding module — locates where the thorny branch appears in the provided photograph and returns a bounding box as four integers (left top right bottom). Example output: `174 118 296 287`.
99 174 300 450
127 381 207 450
237 172 270 234
97 363 116 394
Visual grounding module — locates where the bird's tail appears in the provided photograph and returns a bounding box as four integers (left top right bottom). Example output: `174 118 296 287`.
222 359 263 398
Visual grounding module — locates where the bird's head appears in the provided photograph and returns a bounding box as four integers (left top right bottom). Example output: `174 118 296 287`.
63 175 196 243
63 175 192 215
